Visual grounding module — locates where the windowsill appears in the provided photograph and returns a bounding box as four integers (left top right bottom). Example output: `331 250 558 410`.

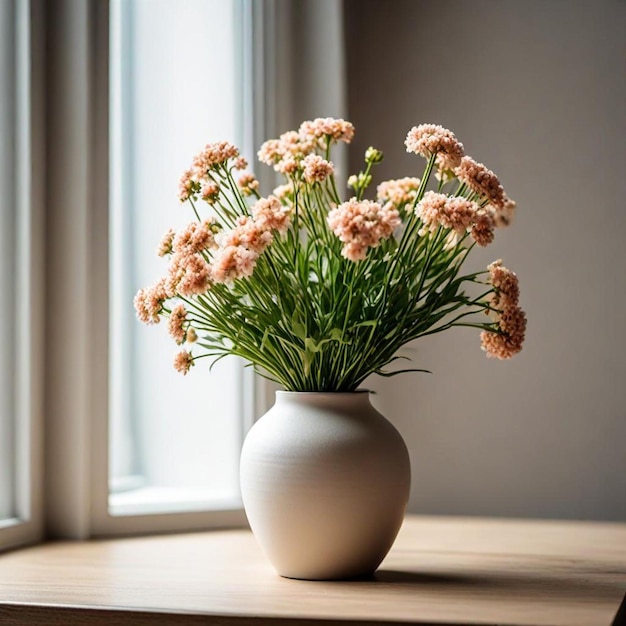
0 518 20 531
0 515 625 625
109 486 242 517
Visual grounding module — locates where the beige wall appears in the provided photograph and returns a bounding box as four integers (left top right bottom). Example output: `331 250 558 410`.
345 0 626 521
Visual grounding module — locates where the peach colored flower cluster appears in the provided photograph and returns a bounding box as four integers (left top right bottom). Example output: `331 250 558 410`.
143 221 221 305
157 228 176 257
200 181 220 204
222 216 274 252
481 260 526 359
470 210 495 247
486 259 520 308
257 131 315 173
377 177 421 207
192 141 239 175
212 245 260 283
177 141 239 202
168 303 188 344
178 169 196 202
455 156 505 208
173 349 194 375
212 196 291 283
134 279 168 325
273 182 295 202
303 154 334 183
172 219 219 257
327 198 400 261
257 118 354 175
415 191 494 247
299 117 355 145
491 195 516 228
238 172 260 196
167 253 213 297
405 124 464 172
252 195 291 234
139 118 527 377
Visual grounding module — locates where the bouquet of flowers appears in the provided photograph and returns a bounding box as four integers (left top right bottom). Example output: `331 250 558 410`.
134 118 526 391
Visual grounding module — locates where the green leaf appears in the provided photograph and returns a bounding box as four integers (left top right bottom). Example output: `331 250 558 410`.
374 367 432 377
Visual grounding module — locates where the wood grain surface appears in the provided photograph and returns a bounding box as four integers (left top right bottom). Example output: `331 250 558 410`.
0 515 625 625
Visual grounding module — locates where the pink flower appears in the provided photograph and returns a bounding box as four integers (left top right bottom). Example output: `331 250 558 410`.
257 138 282 166
251 196 292 234
416 191 478 236
257 131 315 173
273 182 295 202
178 142 239 202
415 191 494 246
377 177 421 207
211 245 259 283
200 181 220 204
172 220 218 256
168 303 188 345
481 260 525 359
237 172 260 196
233 156 248 170
302 154 334 184
134 279 168 324
481 306 527 359
178 169 196 202
405 124 464 171
491 195 516 228
327 198 401 262
223 216 273 254
173 350 194 375
487 260 520 307
191 141 239 177
470 210 495 247
178 255 212 296
275 155 300 175
299 117 355 144
157 228 175 257
167 253 212 296
455 156 505 208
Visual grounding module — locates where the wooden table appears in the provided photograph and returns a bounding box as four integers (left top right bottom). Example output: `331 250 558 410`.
0 516 625 625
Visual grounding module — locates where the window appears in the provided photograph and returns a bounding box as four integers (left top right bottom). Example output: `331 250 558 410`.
0 0 43 550
1 0 279 548
101 0 261 530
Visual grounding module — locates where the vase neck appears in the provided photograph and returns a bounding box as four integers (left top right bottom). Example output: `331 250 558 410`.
274 391 372 411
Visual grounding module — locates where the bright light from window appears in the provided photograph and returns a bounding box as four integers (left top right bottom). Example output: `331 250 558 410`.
109 0 247 516
0 0 18 524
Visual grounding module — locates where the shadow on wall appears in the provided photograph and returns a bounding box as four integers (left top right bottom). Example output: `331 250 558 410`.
345 0 626 521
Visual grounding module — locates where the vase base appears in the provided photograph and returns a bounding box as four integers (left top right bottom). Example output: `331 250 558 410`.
277 569 377 582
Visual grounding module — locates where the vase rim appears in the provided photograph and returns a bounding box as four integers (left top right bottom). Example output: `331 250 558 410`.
276 389 370 396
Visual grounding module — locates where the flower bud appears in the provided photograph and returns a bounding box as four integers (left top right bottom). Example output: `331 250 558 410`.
358 172 372 187
365 146 384 163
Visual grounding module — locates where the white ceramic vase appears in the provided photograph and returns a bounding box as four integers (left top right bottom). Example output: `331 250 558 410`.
240 390 411 580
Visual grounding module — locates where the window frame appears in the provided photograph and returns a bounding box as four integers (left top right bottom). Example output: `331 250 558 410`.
0 0 45 553
105 0 259 526
3 0 279 546
82 0 271 538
